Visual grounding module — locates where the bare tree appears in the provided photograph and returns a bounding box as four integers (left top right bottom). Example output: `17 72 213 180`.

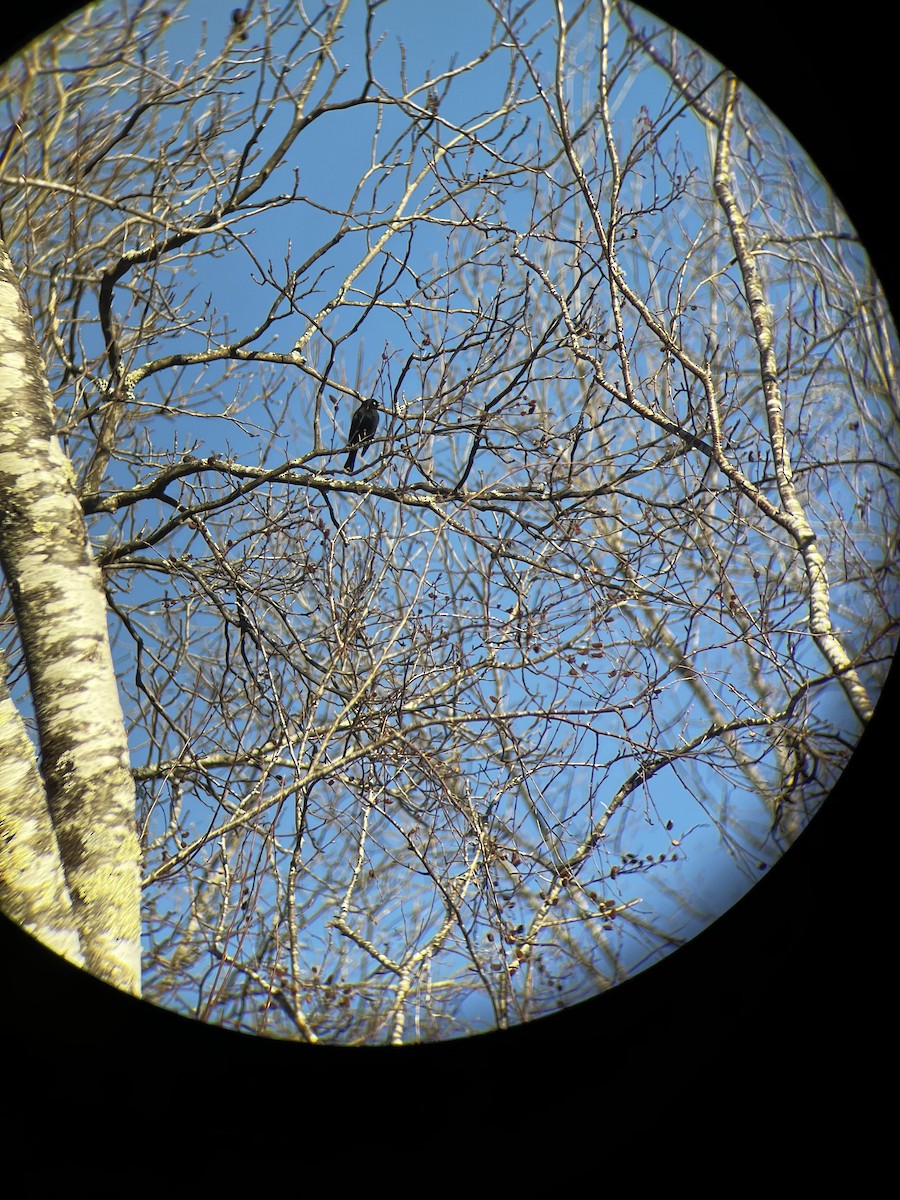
0 0 896 1044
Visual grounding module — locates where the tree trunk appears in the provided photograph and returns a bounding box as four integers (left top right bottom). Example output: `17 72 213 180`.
0 237 141 996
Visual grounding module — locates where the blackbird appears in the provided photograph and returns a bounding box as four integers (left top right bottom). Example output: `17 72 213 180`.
344 398 380 471
231 9 248 39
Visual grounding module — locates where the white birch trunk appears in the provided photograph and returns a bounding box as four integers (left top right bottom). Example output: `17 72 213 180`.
0 237 141 996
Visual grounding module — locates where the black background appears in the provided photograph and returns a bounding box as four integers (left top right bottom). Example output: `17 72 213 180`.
1 0 893 1144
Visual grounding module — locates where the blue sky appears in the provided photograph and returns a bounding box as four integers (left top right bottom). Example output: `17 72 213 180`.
9 0 895 1040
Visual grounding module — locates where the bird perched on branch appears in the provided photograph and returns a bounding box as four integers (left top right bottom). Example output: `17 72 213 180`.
231 9 248 40
344 398 380 472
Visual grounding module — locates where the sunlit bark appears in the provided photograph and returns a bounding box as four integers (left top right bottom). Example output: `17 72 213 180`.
0 238 140 994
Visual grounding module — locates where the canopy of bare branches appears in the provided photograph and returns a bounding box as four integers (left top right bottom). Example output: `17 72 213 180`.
1 0 897 1043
